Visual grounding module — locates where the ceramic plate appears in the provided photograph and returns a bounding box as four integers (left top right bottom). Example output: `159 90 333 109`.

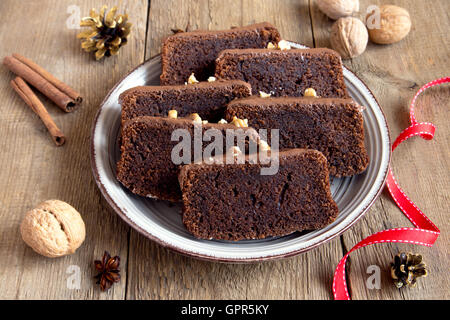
90 42 391 262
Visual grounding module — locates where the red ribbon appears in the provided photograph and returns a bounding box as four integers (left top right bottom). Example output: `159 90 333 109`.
333 77 449 300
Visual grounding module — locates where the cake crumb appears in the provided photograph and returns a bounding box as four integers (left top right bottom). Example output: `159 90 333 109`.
207 76 216 82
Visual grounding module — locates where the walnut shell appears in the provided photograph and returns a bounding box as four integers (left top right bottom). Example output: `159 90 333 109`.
316 0 359 20
330 17 368 59
20 200 86 258
367 5 411 44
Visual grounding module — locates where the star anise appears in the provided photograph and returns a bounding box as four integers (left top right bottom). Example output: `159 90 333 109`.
94 251 120 291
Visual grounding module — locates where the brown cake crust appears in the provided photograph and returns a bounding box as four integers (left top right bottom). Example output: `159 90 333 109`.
116 116 259 202
179 149 339 241
215 48 349 98
118 80 252 125
225 96 369 177
160 22 281 85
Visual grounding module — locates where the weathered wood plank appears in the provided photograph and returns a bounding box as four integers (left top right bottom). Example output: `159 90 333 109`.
310 0 449 299
0 0 447 300
0 0 148 299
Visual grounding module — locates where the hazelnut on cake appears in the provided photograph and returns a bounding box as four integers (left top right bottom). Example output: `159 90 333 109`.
179 149 339 241
225 96 369 177
160 22 281 85
215 48 349 98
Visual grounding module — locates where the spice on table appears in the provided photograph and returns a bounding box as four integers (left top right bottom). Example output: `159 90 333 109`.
3 55 81 112
390 252 428 288
78 5 132 60
94 251 121 291
10 77 65 146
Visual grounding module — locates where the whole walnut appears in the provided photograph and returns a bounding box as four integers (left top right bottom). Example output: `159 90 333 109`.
20 200 86 258
330 17 368 59
316 0 359 20
367 5 411 44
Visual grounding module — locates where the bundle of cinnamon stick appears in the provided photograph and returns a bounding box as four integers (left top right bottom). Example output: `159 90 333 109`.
3 53 82 146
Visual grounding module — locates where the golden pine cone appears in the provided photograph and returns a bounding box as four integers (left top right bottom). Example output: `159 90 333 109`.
390 252 428 288
77 5 132 60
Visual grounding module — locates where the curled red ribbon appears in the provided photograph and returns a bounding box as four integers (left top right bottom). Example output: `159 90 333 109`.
333 77 449 300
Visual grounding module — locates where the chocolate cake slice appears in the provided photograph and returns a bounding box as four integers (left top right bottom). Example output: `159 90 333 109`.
119 80 251 125
116 116 260 202
160 22 281 85
179 149 339 241
215 48 349 98
225 97 369 177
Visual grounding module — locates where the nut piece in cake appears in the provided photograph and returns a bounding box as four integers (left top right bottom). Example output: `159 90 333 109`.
168 109 178 119
259 91 272 98
230 116 248 127
189 113 202 123
187 73 199 84
277 40 291 50
304 88 318 97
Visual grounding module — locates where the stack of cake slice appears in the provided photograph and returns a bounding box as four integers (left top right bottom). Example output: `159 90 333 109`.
117 115 260 202
116 22 369 241
225 97 369 177
215 48 349 98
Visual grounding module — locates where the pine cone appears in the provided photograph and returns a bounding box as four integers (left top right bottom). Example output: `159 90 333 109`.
77 5 132 60
390 252 428 288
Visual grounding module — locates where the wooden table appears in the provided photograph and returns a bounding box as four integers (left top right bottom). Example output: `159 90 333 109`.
0 0 448 300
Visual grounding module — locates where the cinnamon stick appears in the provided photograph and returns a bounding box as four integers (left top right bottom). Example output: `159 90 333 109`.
11 77 65 146
3 55 79 112
12 53 82 104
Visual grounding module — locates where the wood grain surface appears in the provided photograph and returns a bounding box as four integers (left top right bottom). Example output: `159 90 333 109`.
0 0 448 300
